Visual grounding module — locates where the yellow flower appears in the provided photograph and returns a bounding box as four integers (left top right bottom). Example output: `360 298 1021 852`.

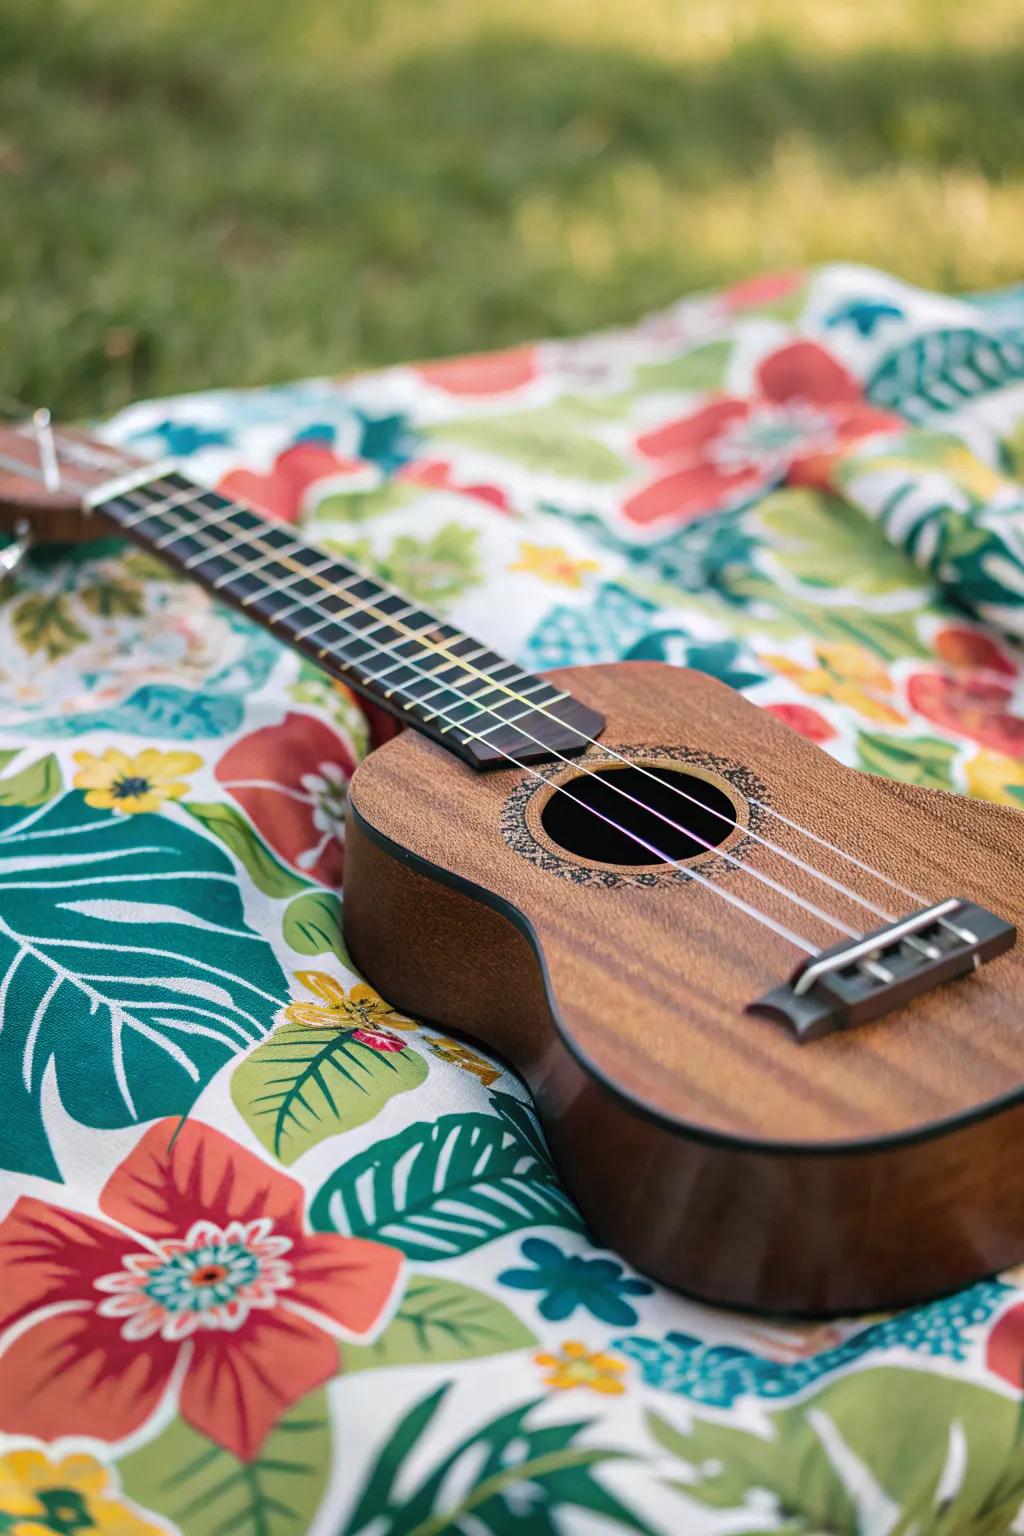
0 1449 163 1536
72 746 203 813
814 643 888 685
428 1036 501 1086
284 970 415 1031
509 542 600 589
762 644 905 726
535 1339 628 1395
966 748 1024 806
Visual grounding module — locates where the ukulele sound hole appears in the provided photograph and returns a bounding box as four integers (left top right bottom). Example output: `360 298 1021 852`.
539 765 737 867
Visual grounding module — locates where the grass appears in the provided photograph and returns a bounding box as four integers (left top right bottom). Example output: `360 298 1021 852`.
2 0 1023 418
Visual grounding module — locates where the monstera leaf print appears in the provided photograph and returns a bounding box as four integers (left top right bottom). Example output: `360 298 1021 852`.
311 1094 584 1259
866 327 1024 422
0 791 286 1180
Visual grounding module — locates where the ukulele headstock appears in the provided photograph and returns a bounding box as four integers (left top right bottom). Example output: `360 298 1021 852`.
0 410 142 547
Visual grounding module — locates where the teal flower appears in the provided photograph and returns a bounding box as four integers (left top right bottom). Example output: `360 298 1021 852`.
499 1238 653 1325
825 298 904 337
128 419 230 456
625 631 766 691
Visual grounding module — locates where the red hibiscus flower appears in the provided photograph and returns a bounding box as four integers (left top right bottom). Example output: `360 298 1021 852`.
906 673 1024 756
985 1302 1024 1388
219 442 367 524
396 457 510 512
216 713 355 887
414 345 539 396
0 1119 401 1460
763 702 836 743
719 270 805 313
623 340 903 530
933 624 1016 678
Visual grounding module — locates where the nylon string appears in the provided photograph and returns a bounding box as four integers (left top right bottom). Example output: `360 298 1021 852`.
5 437 939 957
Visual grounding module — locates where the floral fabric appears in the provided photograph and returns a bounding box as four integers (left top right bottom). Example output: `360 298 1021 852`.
3 264 1024 1536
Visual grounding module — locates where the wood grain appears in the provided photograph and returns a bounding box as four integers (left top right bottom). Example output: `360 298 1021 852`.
344 660 1024 1313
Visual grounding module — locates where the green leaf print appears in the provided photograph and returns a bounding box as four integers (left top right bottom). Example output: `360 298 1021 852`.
430 406 627 482
120 545 178 581
756 489 928 597
343 1274 536 1372
838 429 978 472
0 752 62 807
330 522 482 609
283 889 349 963
232 1017 428 1165
835 442 1024 631
867 326 1024 421
184 801 308 898
342 1385 651 1536
646 1367 1024 1536
490 1087 557 1167
633 339 733 395
311 1106 584 1259
118 1390 330 1536
12 591 87 659
724 571 935 661
80 575 145 617
0 792 286 1180
856 730 960 789
312 479 422 523
1003 418 1024 479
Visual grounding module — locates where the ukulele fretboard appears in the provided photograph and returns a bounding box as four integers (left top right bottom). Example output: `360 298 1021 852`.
92 469 604 768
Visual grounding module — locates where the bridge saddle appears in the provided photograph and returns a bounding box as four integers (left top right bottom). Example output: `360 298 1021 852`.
747 898 1016 1042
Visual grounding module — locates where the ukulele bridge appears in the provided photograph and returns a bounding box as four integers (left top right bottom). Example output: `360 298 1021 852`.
747 898 1016 1042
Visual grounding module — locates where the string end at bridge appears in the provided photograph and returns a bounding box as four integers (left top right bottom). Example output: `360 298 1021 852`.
747 899 1016 1042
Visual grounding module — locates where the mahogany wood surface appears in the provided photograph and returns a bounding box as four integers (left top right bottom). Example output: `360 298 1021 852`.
344 661 1024 1313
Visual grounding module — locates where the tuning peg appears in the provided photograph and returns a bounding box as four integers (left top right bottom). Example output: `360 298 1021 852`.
31 409 61 492
0 518 32 585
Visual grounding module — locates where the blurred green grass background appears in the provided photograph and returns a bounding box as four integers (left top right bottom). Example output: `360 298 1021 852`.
3 0 1023 418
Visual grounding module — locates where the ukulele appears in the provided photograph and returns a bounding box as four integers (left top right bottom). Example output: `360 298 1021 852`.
2 416 1022 1317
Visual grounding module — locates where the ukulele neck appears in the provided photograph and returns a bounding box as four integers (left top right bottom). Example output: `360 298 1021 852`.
86 465 604 770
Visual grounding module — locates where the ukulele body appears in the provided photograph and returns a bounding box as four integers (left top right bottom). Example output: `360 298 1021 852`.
344 662 1024 1316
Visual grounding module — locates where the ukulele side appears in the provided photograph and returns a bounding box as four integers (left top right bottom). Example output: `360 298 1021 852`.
344 775 1024 1316
343 661 1024 1315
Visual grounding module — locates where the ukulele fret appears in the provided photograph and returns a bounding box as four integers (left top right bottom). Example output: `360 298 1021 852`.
90 470 606 768
246 555 338 614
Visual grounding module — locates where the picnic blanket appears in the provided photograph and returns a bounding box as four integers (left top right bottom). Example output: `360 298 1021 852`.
3 264 1024 1536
